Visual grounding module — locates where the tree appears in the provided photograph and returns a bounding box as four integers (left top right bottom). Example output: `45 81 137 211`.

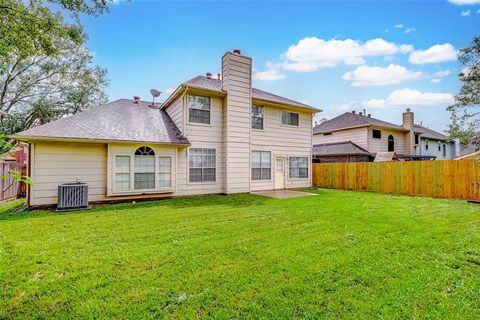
447 36 480 147
0 0 114 63
0 37 109 135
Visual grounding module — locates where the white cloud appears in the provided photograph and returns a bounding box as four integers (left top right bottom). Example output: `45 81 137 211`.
164 87 175 94
404 27 416 33
363 88 454 109
331 102 359 112
282 37 413 72
394 24 404 28
408 43 457 64
433 70 451 77
430 78 442 83
253 62 287 80
461 10 471 16
448 0 480 4
342 64 423 87
478 8 480 13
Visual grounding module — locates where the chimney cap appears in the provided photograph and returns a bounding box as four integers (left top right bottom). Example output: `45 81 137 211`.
406 108 411 112
206 72 212 79
233 49 241 55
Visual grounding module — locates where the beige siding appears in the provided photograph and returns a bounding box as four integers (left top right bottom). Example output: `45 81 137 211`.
312 127 368 150
222 52 252 194
175 94 225 195
367 127 408 154
30 142 107 206
251 105 313 191
165 95 184 132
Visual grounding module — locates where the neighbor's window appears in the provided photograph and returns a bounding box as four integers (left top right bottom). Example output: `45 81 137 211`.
189 95 211 124
438 141 441 151
158 157 171 188
134 146 155 190
251 151 271 180
443 144 447 157
252 105 264 130
388 135 395 152
425 139 429 150
189 148 216 182
415 133 419 144
372 129 381 139
289 157 308 179
323 132 332 136
281 111 299 126
115 155 130 191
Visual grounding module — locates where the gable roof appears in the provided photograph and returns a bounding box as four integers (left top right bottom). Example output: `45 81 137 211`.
176 75 319 111
413 124 447 140
312 141 372 156
10 99 190 145
313 112 408 134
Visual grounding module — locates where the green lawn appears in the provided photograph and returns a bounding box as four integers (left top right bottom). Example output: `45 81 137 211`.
1 189 479 319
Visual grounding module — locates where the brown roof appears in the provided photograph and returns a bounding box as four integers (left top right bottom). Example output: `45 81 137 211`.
312 141 372 156
313 112 408 133
180 76 319 111
413 124 447 140
11 99 190 145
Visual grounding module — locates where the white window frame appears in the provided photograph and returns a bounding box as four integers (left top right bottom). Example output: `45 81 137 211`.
288 156 309 180
133 147 156 191
188 95 211 125
251 151 271 181
281 111 300 127
158 156 173 189
252 105 264 130
113 154 132 193
188 148 216 184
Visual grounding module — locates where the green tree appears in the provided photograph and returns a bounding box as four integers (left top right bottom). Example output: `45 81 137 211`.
447 36 480 148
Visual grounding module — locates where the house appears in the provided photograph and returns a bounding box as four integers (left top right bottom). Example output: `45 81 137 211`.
312 108 459 162
10 49 319 208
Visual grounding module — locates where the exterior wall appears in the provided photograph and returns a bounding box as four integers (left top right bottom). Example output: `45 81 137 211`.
367 127 408 154
222 51 252 194
251 105 313 191
30 142 107 206
418 138 457 160
313 127 368 150
165 94 184 133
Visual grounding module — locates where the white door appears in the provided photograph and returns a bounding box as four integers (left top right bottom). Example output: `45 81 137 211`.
275 158 285 190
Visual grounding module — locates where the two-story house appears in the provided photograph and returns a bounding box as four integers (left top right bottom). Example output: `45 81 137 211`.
11 50 319 208
312 109 458 162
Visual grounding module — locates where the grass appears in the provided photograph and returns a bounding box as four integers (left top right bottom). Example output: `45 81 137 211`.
1 189 479 319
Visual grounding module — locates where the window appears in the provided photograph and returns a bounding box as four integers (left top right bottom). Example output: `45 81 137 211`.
134 146 155 190
443 144 446 157
251 151 271 180
425 139 429 150
188 95 210 124
323 132 332 136
158 157 171 188
189 148 216 182
372 129 381 139
388 135 394 152
415 134 419 145
289 157 308 179
115 156 130 191
281 111 299 126
252 105 264 130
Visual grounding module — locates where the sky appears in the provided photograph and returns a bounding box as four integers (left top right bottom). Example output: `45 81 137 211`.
80 0 480 132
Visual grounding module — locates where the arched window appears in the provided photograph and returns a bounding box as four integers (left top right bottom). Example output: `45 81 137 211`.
134 146 155 190
388 135 394 152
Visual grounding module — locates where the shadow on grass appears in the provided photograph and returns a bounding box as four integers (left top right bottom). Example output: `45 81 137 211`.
0 193 272 222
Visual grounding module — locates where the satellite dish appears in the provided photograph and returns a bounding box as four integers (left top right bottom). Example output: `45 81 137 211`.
150 89 161 106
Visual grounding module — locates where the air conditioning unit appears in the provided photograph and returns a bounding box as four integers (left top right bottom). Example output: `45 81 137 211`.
57 183 89 210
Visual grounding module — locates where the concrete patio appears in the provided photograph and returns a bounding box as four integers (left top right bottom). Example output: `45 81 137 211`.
251 190 317 199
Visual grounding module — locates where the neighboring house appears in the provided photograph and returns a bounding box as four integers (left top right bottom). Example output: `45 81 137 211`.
312 108 459 162
312 141 372 163
11 50 319 208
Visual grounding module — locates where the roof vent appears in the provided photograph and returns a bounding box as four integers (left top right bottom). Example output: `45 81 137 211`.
352 111 356 114
217 73 221 80
133 96 140 104
359 112 363 116
233 49 241 55
368 114 371 118
206 72 212 79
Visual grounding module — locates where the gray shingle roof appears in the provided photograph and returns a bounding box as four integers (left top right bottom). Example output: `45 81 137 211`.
182 76 318 111
312 141 372 156
11 99 190 145
313 112 408 133
413 124 447 140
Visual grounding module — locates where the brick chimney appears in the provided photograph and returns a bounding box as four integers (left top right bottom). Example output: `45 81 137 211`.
402 108 415 154
222 49 252 194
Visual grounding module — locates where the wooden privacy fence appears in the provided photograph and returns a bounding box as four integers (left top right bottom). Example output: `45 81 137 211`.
312 159 480 201
0 162 24 202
